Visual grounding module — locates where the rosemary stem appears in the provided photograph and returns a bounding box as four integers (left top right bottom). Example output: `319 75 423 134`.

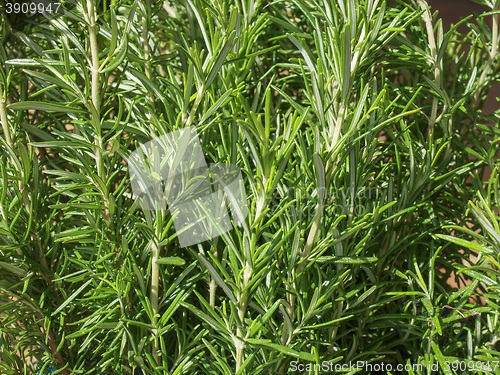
151 238 160 365
87 0 109 221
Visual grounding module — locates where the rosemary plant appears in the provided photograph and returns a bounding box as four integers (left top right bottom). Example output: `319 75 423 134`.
0 0 499 374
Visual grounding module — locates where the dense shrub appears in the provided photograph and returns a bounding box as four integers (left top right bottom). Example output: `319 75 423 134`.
0 0 499 374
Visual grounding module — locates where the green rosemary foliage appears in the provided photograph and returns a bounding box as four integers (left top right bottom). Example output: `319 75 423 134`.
0 0 499 374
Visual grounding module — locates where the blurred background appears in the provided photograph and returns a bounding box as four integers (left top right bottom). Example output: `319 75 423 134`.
428 0 486 29
428 0 500 113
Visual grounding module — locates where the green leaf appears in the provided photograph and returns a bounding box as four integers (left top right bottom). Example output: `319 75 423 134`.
8 101 84 113
431 342 453 375
206 32 236 88
156 257 186 266
52 279 93 316
287 34 317 75
199 89 233 125
246 339 316 361
316 256 378 264
0 262 27 277
198 254 237 304
435 234 494 255
101 35 128 73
